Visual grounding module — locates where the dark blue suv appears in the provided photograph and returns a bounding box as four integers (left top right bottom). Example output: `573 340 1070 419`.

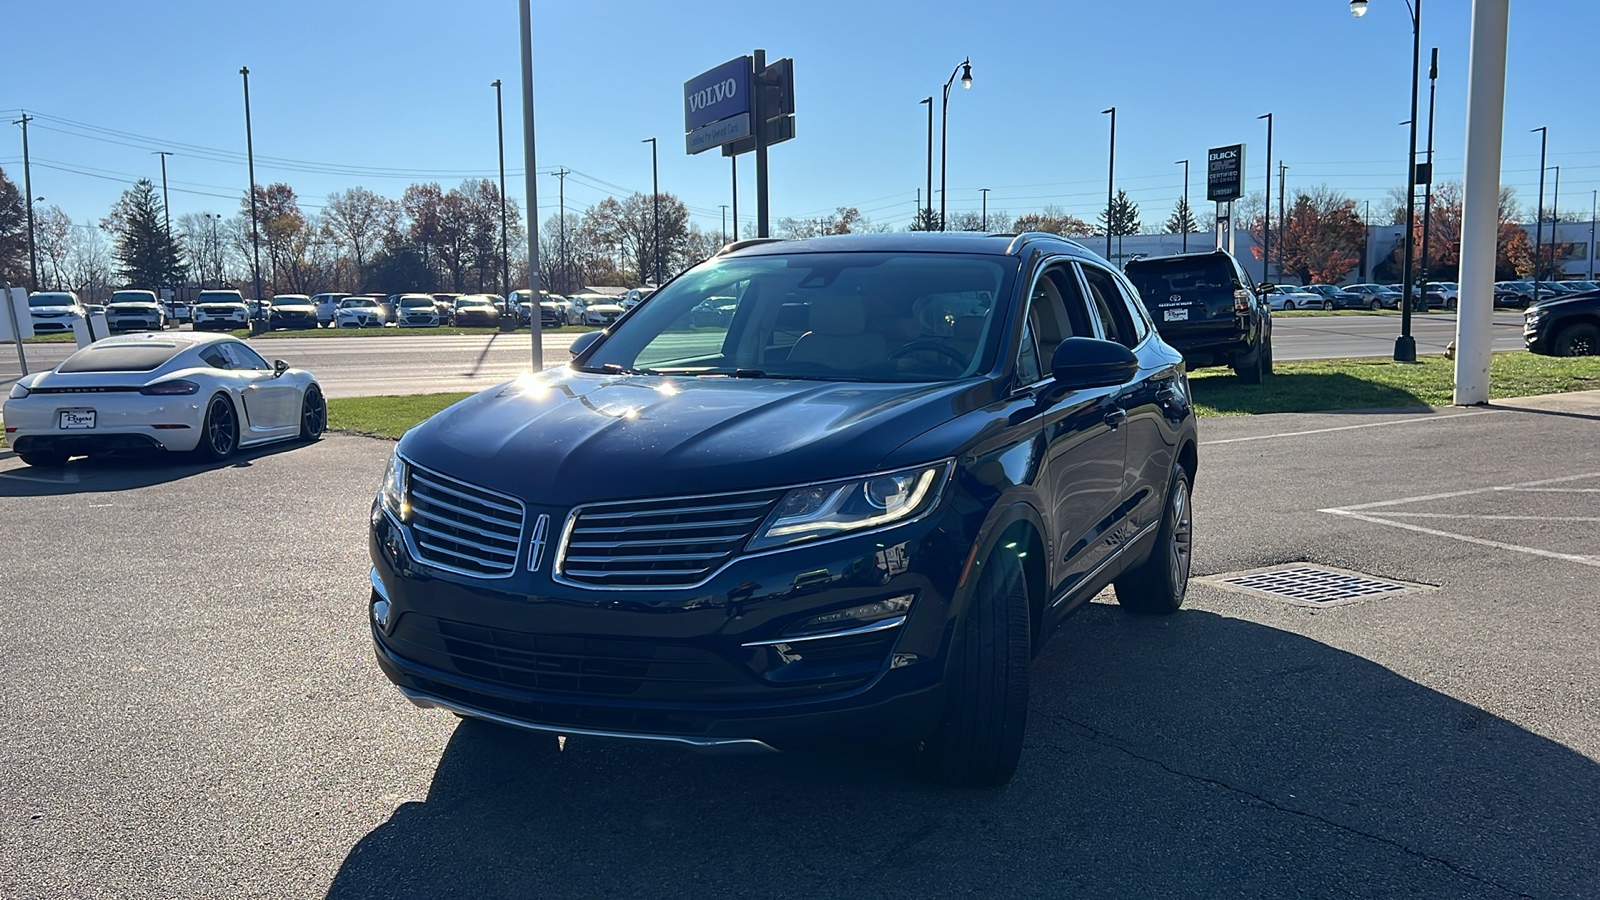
368 232 1199 786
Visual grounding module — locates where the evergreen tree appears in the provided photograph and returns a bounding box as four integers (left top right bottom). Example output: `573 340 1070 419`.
1097 189 1141 237
908 207 942 232
1164 196 1198 235
0 168 27 287
105 178 186 289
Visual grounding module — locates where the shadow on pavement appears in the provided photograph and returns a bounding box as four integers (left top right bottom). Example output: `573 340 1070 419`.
325 606 1600 899
0 441 309 497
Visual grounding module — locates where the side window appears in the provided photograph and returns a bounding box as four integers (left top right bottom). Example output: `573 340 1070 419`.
221 342 271 371
1017 318 1042 384
1077 264 1137 348
199 347 230 369
1015 262 1084 386
1112 271 1151 343
1236 261 1256 295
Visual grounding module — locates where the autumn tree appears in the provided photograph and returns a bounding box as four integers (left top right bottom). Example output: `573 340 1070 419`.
778 206 876 239
107 178 186 290
1250 186 1366 284
586 192 690 286
1012 207 1093 237
0 168 27 287
1164 197 1199 235
324 187 399 287
1096 189 1140 237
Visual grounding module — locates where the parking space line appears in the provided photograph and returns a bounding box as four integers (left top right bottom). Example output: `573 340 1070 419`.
1377 512 1600 522
1324 510 1600 568
1495 487 1600 493
1322 471 1600 512
1201 410 1494 446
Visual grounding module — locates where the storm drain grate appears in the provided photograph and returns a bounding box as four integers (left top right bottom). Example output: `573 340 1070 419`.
1205 566 1426 607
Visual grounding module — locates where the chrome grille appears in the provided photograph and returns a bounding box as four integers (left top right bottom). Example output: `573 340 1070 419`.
405 463 526 577
558 489 784 588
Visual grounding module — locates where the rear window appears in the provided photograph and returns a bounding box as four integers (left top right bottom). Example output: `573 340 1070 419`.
1123 258 1236 307
110 291 157 304
198 292 244 303
29 294 76 308
57 341 184 373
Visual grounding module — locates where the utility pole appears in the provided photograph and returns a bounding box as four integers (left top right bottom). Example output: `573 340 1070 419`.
642 138 659 284
1550 165 1561 282
492 80 510 295
1590 190 1596 280
518 0 542 369
551 167 569 293
920 96 933 222
719 204 728 245
1102 106 1115 259
1258 112 1273 285
240 67 263 301
1530 127 1547 306
1176 159 1190 253
1278 161 1287 278
980 188 989 230
154 150 174 298
12 113 38 290
1419 48 1439 299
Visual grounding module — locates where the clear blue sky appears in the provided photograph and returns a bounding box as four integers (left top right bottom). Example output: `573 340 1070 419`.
5 0 1598 237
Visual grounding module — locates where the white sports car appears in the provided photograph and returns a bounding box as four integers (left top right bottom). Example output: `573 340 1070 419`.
3 332 326 468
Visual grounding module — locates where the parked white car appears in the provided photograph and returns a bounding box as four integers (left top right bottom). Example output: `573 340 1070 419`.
1262 285 1325 311
4 332 325 467
1425 282 1460 309
192 290 250 331
105 290 168 332
335 297 388 328
310 293 349 327
27 291 84 334
571 294 625 326
393 294 440 327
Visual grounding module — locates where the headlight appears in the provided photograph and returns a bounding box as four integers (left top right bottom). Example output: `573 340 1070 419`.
8 382 29 399
746 461 953 552
380 450 410 520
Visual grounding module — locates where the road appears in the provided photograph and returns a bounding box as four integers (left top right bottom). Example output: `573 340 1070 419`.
2 391 1596 897
1 312 1530 398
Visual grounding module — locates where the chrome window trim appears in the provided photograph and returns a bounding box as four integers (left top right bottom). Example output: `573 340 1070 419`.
552 459 956 592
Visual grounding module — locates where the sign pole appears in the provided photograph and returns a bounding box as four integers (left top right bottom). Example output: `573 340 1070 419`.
753 49 770 238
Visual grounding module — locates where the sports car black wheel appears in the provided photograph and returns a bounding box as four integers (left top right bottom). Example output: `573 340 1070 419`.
300 384 327 441
196 393 239 461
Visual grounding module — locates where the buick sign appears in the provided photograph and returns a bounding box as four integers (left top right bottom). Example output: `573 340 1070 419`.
684 56 752 134
1207 143 1245 203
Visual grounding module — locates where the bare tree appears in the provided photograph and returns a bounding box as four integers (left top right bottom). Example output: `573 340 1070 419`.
324 187 398 288
33 205 74 290
66 225 114 302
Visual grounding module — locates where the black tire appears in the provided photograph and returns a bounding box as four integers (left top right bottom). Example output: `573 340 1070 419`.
1113 467 1193 615
299 384 327 441
913 551 1031 788
1233 337 1265 384
1262 332 1275 376
1369 298 1382 311
1554 322 1600 357
195 393 239 461
18 449 69 468
1322 300 1334 310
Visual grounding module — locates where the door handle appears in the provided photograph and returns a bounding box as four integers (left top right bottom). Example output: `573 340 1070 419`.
1103 408 1127 429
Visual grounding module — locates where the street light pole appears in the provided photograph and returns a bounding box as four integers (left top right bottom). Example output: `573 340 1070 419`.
492 80 510 296
920 96 933 224
551 168 569 293
1590 190 1596 280
980 188 989 230
240 67 263 302
1550 164 1561 282
1102 106 1115 259
1278 162 1287 277
939 58 972 233
719 204 728 245
1176 159 1189 252
517 0 542 369
730 155 738 241
1258 112 1273 286
642 138 659 285
1531 126 1547 304
1419 48 1438 300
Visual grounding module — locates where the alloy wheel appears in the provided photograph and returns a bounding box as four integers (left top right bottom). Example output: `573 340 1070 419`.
1167 478 1192 590
208 397 237 455
303 387 327 437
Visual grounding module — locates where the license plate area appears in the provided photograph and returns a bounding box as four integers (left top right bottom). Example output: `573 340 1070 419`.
59 409 97 430
1163 308 1190 322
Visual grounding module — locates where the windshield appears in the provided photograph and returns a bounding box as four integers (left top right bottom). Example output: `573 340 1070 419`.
272 296 311 306
109 291 156 304
342 299 378 308
579 251 1015 383
456 298 493 308
198 293 243 303
29 294 76 307
400 297 434 308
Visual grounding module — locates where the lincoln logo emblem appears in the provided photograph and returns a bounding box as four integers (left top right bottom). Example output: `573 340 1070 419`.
527 514 551 573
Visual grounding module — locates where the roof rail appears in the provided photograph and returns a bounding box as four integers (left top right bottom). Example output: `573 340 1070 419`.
716 237 786 255
1003 232 1091 256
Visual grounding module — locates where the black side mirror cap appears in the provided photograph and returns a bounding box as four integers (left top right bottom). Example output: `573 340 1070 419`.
273 359 290 376
1050 337 1139 390
568 330 602 358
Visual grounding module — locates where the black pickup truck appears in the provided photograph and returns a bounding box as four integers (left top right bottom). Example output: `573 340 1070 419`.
1124 249 1273 383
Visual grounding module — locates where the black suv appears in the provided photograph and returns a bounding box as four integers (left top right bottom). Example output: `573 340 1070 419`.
367 232 1199 786
1524 289 1600 356
1123 249 1273 382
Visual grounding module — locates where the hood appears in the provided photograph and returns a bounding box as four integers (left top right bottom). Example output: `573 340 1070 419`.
398 369 982 507
1533 291 1599 309
199 302 247 309
588 304 624 312
108 302 160 311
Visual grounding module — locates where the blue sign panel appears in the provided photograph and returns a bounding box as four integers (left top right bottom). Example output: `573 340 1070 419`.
684 56 752 134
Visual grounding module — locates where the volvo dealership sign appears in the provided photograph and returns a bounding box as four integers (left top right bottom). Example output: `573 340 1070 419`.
684 56 753 154
1207 144 1245 202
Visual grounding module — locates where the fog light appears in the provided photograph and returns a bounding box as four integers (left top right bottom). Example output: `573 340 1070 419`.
371 600 390 629
786 594 913 638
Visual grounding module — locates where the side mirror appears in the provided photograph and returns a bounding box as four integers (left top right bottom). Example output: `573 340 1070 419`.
273 359 290 377
1050 337 1139 390
568 330 602 358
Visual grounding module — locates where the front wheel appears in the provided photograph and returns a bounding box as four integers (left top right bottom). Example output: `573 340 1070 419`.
1554 322 1600 357
912 551 1031 787
299 384 327 441
1113 467 1193 615
195 393 239 461
1322 300 1334 310
1369 298 1382 311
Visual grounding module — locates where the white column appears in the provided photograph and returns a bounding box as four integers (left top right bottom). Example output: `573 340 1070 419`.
519 0 543 370
1454 0 1510 405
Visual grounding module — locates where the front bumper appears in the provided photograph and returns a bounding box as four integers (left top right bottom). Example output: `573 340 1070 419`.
367 498 971 750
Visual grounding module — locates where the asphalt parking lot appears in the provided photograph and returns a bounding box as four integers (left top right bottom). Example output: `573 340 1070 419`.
1 392 1597 899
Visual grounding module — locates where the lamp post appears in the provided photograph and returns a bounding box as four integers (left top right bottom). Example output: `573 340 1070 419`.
1418 48 1438 301
938 58 972 232
1550 164 1561 283
1530 126 1547 305
492 80 510 296
980 188 989 230
1102 107 1115 259
517 0 542 369
1258 112 1273 286
919 96 933 225
1352 0 1421 361
1176 159 1190 252
642 138 660 285
731 155 738 242
240 66 263 302
719 204 728 245
1590 190 1596 281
